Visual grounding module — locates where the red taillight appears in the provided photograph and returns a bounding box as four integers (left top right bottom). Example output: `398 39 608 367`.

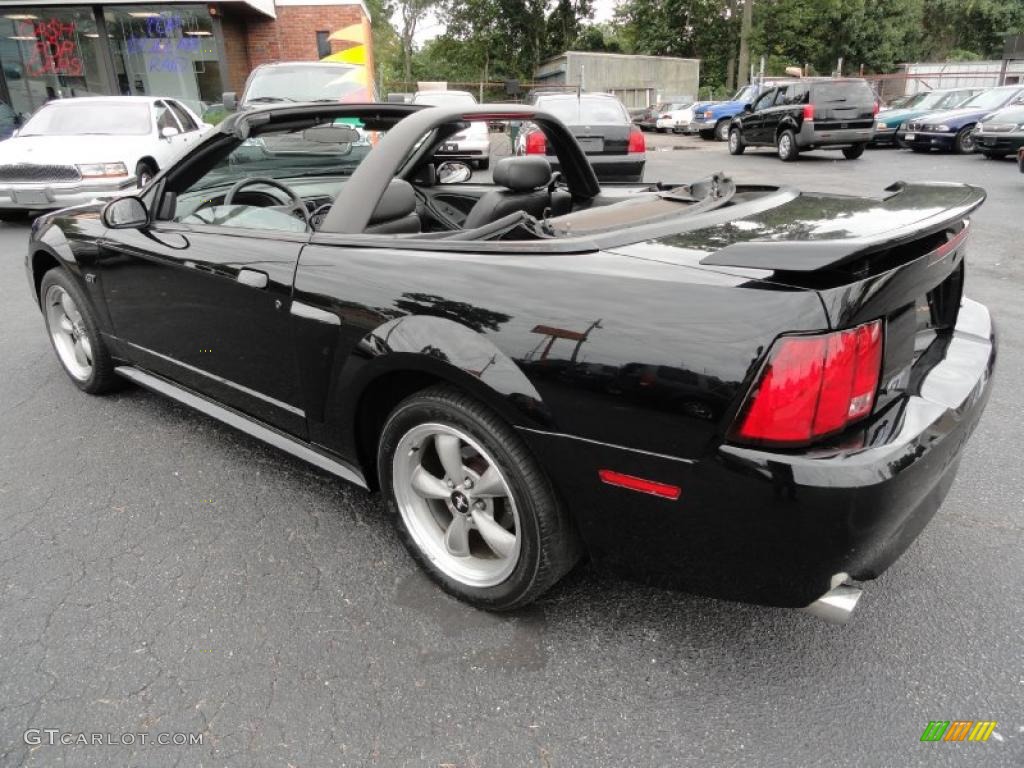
524 130 546 155
872 101 879 116
628 126 646 153
802 104 815 120
598 470 681 500
731 320 884 446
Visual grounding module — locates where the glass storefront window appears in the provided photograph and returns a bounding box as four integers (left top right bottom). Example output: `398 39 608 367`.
0 7 114 118
104 5 220 116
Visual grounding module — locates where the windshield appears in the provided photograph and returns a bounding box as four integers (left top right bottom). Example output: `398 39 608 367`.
244 65 361 103
21 101 151 136
413 91 477 106
962 88 1022 111
537 96 628 124
732 85 756 102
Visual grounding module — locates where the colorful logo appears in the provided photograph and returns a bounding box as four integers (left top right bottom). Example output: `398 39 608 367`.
920 721 997 742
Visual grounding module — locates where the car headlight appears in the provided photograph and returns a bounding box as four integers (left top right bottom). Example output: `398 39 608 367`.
77 162 129 178
703 111 713 119
933 124 952 132
876 122 888 130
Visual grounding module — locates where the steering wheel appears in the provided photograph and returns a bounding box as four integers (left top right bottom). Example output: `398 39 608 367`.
223 177 310 228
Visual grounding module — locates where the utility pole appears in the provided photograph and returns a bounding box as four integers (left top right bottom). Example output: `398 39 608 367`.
737 0 753 87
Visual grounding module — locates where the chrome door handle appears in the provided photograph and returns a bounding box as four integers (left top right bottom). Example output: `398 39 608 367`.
236 268 268 289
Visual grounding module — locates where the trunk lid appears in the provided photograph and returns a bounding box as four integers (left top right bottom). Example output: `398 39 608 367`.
609 181 986 435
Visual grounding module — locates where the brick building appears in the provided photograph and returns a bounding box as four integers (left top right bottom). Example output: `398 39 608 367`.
0 0 374 119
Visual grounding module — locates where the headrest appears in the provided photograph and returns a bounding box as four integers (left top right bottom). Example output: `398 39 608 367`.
369 179 416 224
493 156 552 192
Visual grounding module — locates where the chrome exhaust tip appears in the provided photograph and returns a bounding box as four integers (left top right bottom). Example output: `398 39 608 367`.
801 574 863 625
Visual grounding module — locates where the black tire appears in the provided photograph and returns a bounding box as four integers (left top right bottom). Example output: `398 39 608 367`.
714 119 731 141
135 159 157 188
842 143 866 160
38 268 122 394
377 384 580 611
728 127 746 155
953 126 976 155
698 130 715 141
478 158 490 171
0 210 29 222
777 129 799 162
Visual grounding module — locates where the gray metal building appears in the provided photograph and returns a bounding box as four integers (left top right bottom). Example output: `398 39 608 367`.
535 51 700 109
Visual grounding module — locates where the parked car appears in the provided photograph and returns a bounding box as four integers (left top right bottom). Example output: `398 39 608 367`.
871 87 982 146
655 102 693 132
898 85 1024 154
689 80 797 140
0 96 206 218
27 101 995 622
412 90 490 169
1019 146 1024 173
727 78 877 161
223 61 374 111
633 103 664 131
517 92 645 182
973 105 1024 159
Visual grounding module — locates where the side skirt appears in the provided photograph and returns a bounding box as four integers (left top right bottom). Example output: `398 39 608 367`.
115 365 368 489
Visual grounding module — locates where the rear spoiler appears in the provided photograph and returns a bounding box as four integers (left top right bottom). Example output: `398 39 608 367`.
699 182 986 272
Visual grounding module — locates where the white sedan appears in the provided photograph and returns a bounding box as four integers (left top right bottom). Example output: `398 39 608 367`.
655 102 693 132
0 96 208 217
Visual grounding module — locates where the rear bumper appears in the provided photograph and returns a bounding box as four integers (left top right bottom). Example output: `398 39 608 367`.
975 134 1024 154
550 153 645 182
524 299 996 608
434 137 490 161
0 178 136 211
797 122 874 148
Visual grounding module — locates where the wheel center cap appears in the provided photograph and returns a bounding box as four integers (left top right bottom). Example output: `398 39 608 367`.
450 491 470 514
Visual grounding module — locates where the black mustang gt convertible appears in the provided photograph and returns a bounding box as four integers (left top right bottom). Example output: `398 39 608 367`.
26 103 995 623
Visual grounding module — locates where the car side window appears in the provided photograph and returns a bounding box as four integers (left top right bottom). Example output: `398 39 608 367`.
774 87 791 107
167 101 198 132
154 101 181 134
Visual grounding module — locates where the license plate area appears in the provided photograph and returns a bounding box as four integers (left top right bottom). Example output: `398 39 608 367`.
904 133 915 141
441 143 458 152
12 190 49 205
577 137 604 152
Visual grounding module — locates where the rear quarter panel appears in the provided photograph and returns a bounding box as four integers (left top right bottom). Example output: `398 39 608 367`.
293 241 828 463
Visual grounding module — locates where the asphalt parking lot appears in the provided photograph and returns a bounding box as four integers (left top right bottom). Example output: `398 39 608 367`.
1 140 1022 767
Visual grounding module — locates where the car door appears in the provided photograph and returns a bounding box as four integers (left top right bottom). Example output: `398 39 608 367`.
761 85 792 140
166 100 202 154
744 89 776 144
95 136 309 437
153 100 190 167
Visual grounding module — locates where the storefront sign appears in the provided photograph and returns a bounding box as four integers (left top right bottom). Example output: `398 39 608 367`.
18 19 83 77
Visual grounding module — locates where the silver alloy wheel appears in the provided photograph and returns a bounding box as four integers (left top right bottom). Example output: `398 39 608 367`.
729 130 739 152
392 422 521 587
44 284 93 381
958 130 975 154
716 120 730 141
779 133 792 158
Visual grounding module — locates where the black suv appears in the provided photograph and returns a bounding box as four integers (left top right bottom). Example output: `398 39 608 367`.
727 78 877 161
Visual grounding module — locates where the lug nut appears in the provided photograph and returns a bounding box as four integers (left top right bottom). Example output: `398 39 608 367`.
464 478 473 489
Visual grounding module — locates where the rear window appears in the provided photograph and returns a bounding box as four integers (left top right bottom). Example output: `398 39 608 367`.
811 81 875 104
537 96 628 125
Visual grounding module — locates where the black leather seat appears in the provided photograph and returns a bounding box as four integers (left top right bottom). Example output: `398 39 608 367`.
463 156 553 229
364 179 420 234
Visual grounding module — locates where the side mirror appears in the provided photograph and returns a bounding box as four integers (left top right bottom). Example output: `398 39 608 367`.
436 160 473 184
223 92 237 111
160 126 179 139
743 103 753 112
102 196 149 229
